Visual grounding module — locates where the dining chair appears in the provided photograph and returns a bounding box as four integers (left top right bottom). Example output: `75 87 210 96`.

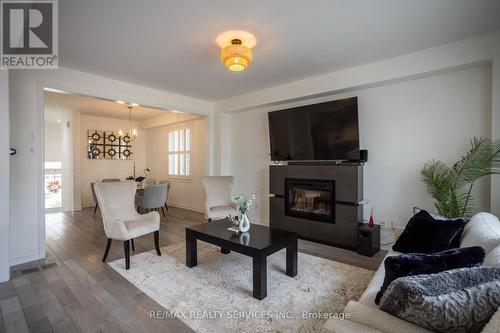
137 185 168 219
201 176 239 221
91 182 99 215
158 180 171 211
94 181 161 270
102 178 121 183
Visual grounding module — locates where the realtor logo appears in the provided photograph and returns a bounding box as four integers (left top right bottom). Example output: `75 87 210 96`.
1 0 58 68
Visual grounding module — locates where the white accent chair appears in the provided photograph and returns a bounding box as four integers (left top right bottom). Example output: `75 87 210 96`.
201 176 239 221
94 181 161 270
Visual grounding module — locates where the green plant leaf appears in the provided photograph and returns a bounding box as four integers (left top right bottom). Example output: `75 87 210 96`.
421 137 500 218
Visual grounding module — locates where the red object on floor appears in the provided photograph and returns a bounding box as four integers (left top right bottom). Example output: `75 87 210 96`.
368 208 374 227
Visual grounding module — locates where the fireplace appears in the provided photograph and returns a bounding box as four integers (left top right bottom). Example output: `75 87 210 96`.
285 178 335 223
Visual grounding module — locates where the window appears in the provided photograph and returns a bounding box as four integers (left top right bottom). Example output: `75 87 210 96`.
168 127 191 177
44 161 62 209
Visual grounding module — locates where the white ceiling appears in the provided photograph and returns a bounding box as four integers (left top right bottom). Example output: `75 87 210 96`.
44 91 176 122
59 0 500 101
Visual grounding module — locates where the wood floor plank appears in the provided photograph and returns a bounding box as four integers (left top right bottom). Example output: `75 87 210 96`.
53 265 118 332
12 272 56 333
0 296 30 333
52 319 78 333
80 261 191 333
0 283 16 303
30 270 78 333
62 303 99 333
0 311 5 333
63 259 148 333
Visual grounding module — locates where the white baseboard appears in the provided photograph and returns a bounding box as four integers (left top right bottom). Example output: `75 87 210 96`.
168 202 205 213
10 253 43 267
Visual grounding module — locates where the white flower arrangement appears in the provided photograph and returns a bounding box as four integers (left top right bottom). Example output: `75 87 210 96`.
231 193 256 215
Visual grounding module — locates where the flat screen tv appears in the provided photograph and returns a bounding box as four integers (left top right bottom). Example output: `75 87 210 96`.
268 97 359 161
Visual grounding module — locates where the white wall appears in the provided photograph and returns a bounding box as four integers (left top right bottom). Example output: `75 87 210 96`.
0 70 10 282
79 114 146 207
145 118 208 212
227 65 492 227
44 123 62 161
73 112 82 210
61 117 75 212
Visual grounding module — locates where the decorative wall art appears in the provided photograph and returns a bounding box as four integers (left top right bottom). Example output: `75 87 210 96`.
87 129 134 160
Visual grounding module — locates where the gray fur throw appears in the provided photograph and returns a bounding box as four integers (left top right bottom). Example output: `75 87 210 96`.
379 267 500 333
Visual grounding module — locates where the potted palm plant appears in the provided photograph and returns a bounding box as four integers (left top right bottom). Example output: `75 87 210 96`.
421 137 500 218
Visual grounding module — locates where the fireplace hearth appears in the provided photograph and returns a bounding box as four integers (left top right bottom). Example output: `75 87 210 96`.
285 178 335 223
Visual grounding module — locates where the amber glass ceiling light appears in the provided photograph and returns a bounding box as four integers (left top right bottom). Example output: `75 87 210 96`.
221 38 253 72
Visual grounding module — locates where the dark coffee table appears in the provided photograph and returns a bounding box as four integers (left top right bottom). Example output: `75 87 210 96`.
185 220 298 300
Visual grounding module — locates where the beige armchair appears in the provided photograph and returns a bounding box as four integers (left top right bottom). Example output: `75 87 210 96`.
201 176 239 221
94 181 161 270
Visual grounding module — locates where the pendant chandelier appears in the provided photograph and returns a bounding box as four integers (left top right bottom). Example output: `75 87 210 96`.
118 103 138 141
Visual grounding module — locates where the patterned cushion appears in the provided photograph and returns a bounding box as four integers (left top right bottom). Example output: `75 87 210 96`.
379 267 500 333
375 246 485 304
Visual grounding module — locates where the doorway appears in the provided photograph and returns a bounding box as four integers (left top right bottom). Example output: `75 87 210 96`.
44 120 64 212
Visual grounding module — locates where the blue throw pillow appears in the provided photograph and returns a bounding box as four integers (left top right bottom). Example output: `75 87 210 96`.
393 210 467 253
375 246 485 304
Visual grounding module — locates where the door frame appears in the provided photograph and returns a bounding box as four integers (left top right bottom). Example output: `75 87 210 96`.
0 70 10 282
34 81 213 264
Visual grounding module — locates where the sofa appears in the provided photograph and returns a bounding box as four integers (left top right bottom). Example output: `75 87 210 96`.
324 212 500 333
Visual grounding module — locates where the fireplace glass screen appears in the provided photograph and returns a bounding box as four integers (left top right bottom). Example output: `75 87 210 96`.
285 178 335 223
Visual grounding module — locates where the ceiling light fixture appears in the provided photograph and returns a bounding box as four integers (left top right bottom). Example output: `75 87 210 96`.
220 38 253 72
118 104 137 140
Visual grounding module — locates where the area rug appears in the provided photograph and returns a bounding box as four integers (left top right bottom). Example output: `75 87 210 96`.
109 242 374 333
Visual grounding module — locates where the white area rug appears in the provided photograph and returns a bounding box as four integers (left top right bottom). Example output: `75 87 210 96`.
109 242 374 333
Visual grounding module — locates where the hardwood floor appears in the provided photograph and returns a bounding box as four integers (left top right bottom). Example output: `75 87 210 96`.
0 207 385 333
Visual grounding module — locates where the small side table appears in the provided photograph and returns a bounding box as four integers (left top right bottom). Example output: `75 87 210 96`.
357 224 380 257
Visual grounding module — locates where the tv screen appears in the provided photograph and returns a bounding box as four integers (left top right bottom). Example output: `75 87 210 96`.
268 97 359 161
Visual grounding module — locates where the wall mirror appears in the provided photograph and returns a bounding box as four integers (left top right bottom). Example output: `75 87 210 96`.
87 129 133 160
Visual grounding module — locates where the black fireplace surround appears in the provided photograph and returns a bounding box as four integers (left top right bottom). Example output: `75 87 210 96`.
270 164 363 250
285 178 335 223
